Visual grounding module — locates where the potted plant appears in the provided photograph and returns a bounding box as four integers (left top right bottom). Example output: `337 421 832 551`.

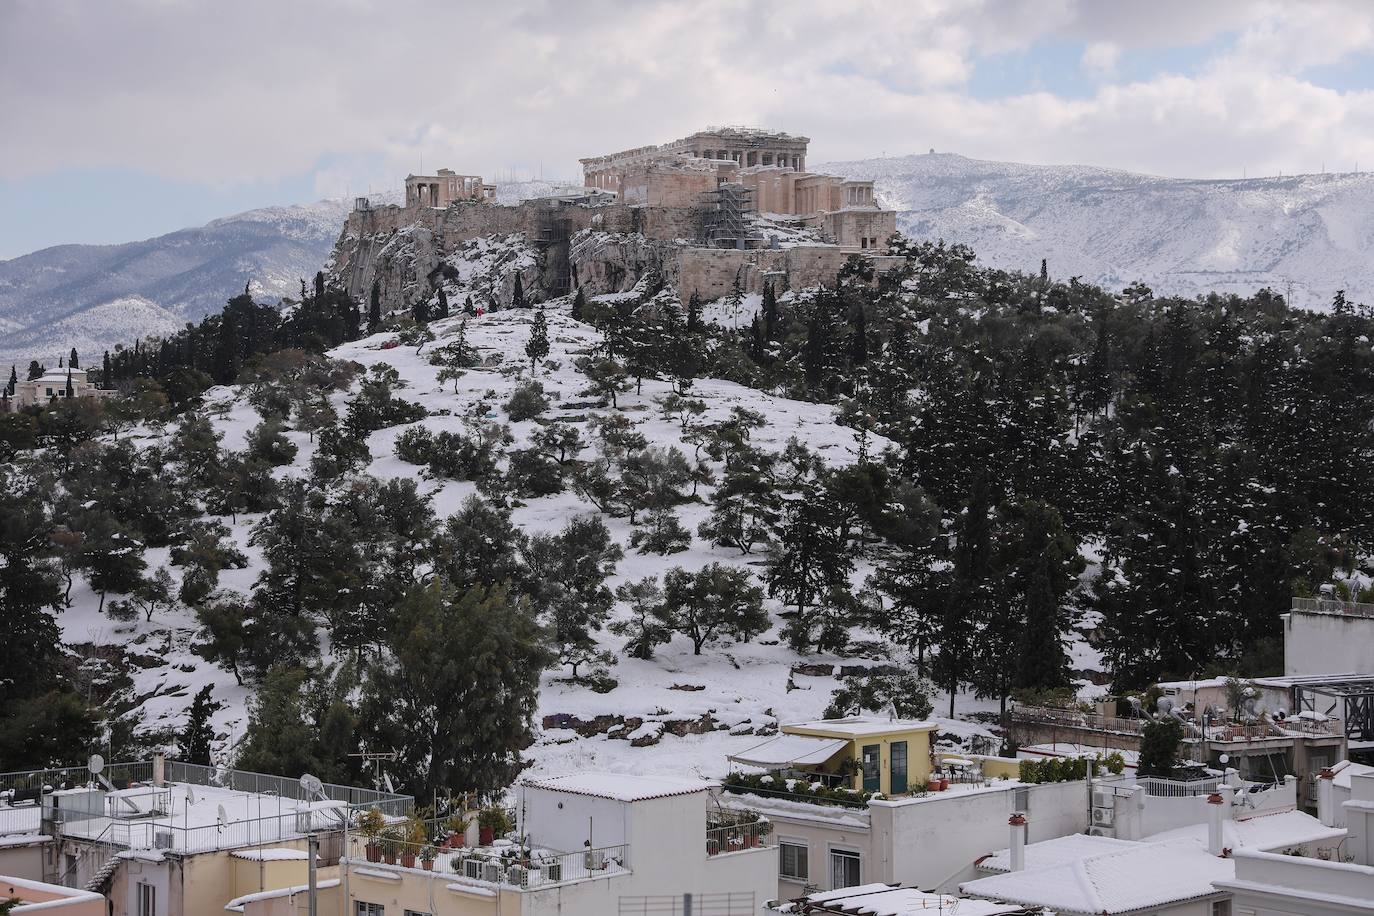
478 807 509 846
420 844 437 871
446 812 470 848
358 808 386 863
399 815 426 868
381 826 402 865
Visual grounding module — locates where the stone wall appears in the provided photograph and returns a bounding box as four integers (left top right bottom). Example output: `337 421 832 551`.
677 247 906 300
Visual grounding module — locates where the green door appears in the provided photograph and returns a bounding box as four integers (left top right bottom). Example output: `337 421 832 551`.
861 744 880 792
890 740 908 795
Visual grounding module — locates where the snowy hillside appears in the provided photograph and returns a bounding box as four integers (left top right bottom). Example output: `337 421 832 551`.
51 294 1003 783
817 152 1374 310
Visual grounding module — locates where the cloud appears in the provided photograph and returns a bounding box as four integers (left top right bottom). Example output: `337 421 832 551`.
1081 41 1120 79
2 0 1374 198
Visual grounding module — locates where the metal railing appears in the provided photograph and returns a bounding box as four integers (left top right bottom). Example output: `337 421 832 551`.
720 783 872 810
619 893 756 915
1011 704 1150 736
345 833 631 889
1291 596 1374 619
705 820 773 856
165 761 411 816
1136 776 1223 798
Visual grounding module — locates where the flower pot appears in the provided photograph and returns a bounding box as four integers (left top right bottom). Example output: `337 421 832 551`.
383 850 398 865
479 826 494 846
927 778 941 792
365 843 381 863
400 852 416 868
706 839 719 856
421 859 433 871
939 777 949 791
746 834 758 848
449 832 465 847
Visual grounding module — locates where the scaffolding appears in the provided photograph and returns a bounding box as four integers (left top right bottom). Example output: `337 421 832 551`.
704 183 763 249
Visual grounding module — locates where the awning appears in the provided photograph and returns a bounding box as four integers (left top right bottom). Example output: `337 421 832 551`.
728 734 848 768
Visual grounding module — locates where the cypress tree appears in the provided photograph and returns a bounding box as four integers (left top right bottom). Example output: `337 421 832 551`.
27 361 42 381
465 295 476 316
571 287 586 322
64 370 74 399
436 286 450 320
687 292 702 333
179 685 220 766
102 352 111 388
851 303 868 366
368 281 382 333
68 348 79 369
314 271 326 305
512 272 527 309
413 297 430 325
7 365 15 395
525 307 550 373
749 314 766 361
762 281 778 339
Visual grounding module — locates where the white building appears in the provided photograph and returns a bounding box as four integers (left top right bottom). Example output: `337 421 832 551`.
3 367 112 412
1213 769 1374 915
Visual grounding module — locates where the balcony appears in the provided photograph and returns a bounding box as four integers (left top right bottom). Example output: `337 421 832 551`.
705 814 774 856
346 831 630 892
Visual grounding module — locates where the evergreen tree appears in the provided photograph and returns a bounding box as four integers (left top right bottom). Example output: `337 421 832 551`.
686 292 702 333
436 286 450 320
413 297 431 325
525 307 550 373
1137 718 1183 777
179 685 220 765
68 348 79 369
851 303 868 366
512 272 527 309
368 281 382 333
656 564 767 655
360 582 550 798
522 515 622 678
64 370 74 399
761 281 779 339
768 487 853 652
27 361 42 381
101 352 111 389
571 287 586 322
7 365 16 395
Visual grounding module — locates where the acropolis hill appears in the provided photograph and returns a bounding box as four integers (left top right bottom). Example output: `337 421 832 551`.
328 128 899 316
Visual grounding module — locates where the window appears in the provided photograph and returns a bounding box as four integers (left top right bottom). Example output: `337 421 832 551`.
137 883 156 916
1211 902 1232 916
355 904 384 916
779 842 808 881
829 849 860 889
404 911 433 916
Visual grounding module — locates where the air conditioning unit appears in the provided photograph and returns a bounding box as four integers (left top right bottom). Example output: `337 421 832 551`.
153 831 174 850
1088 826 1115 838
462 859 482 880
481 861 502 884
1092 789 1116 808
1092 806 1115 827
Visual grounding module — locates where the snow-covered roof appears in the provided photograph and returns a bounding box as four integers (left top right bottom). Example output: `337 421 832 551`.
978 832 1137 873
225 878 340 911
230 847 315 861
961 840 1233 914
521 772 713 802
786 883 1031 915
1143 809 1346 852
728 734 849 768
1332 760 1374 789
784 716 938 737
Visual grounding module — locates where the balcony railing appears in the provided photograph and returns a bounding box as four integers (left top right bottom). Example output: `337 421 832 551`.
1011 704 1149 736
705 819 773 856
345 833 630 890
1291 596 1374 619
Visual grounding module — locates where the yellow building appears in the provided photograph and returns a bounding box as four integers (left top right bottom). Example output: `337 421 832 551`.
729 716 937 797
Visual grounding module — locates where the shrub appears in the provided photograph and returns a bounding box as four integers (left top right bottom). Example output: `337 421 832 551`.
504 381 549 422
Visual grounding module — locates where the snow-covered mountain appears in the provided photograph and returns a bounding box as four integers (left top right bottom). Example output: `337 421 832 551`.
817 152 1374 310
0 200 356 366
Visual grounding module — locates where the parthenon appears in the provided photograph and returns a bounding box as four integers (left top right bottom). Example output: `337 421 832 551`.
580 128 809 192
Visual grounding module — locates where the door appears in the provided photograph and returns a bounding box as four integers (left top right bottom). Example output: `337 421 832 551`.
890 741 908 795
861 745 880 792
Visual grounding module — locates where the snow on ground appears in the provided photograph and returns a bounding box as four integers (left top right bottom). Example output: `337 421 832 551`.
55 298 1006 787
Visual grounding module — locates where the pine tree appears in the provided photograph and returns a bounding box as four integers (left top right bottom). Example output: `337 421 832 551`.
179 685 219 765
68 348 79 370
512 272 527 309
656 564 767 655
101 352 111 388
436 286 450 320
64 370 74 399
368 281 382 333
526 307 550 373
571 287 586 322
413 297 430 325
749 314 766 362
464 295 475 316
27 361 42 381
6 365 15 395
314 271 326 305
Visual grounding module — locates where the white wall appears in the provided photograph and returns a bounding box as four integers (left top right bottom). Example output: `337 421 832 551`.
518 787 632 853
1218 850 1374 916
1285 611 1374 676
872 780 1090 891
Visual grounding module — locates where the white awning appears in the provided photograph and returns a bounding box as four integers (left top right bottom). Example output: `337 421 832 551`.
728 734 848 768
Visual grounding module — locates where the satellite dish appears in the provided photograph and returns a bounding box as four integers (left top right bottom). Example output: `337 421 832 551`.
186 785 197 806
88 754 105 775
1219 754 1230 765
299 773 324 798
217 804 228 830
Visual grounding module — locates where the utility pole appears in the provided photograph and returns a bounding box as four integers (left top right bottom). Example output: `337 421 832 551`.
307 833 319 916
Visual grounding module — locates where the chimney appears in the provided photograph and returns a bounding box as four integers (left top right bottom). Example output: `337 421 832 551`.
153 752 166 788
1008 813 1027 872
1206 793 1226 856
1317 767 1337 827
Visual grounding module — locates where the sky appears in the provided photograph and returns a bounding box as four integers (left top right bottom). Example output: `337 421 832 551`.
4 0 1374 259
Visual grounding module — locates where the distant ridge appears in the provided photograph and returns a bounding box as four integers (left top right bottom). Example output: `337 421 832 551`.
816 152 1374 311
